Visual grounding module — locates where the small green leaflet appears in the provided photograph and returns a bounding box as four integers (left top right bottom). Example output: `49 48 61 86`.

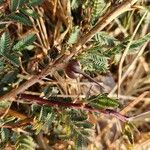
13 34 36 51
10 0 28 12
20 8 39 19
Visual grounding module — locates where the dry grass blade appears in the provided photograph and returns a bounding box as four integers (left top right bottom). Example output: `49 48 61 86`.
120 91 149 115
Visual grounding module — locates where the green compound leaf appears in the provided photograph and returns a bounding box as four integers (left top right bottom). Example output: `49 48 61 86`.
93 31 119 46
8 12 33 26
91 0 106 24
0 32 11 53
68 110 93 149
32 106 56 134
13 34 36 51
105 33 150 56
67 26 80 45
79 53 109 73
3 53 20 67
15 135 37 150
130 32 150 50
0 32 20 67
75 134 88 150
88 94 120 109
0 128 10 144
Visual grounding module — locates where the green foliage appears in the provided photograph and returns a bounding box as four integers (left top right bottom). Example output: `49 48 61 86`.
8 13 33 26
0 128 10 148
78 31 119 73
6 0 43 26
82 0 109 25
87 94 120 109
10 0 27 12
71 0 82 10
0 32 11 53
13 34 36 51
0 100 11 110
28 0 43 6
69 110 93 148
0 116 16 127
0 0 4 4
105 33 150 56
67 26 80 45
0 32 20 67
75 134 88 149
32 106 56 134
10 0 43 11
91 0 106 24
15 135 37 150
1 70 18 84
130 32 150 50
79 52 109 72
93 31 119 46
20 8 39 19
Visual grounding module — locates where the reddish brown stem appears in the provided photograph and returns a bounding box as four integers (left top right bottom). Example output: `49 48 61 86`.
17 94 128 122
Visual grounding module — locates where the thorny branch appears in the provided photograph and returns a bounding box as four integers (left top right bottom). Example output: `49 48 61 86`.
0 0 138 103
17 94 128 122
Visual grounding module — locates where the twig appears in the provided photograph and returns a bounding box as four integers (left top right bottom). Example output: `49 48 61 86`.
17 94 128 122
0 118 33 129
0 0 138 102
120 91 148 115
0 109 27 119
128 111 150 122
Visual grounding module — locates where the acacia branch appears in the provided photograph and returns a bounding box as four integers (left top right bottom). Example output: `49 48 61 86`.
65 0 138 60
17 94 128 122
0 0 138 102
